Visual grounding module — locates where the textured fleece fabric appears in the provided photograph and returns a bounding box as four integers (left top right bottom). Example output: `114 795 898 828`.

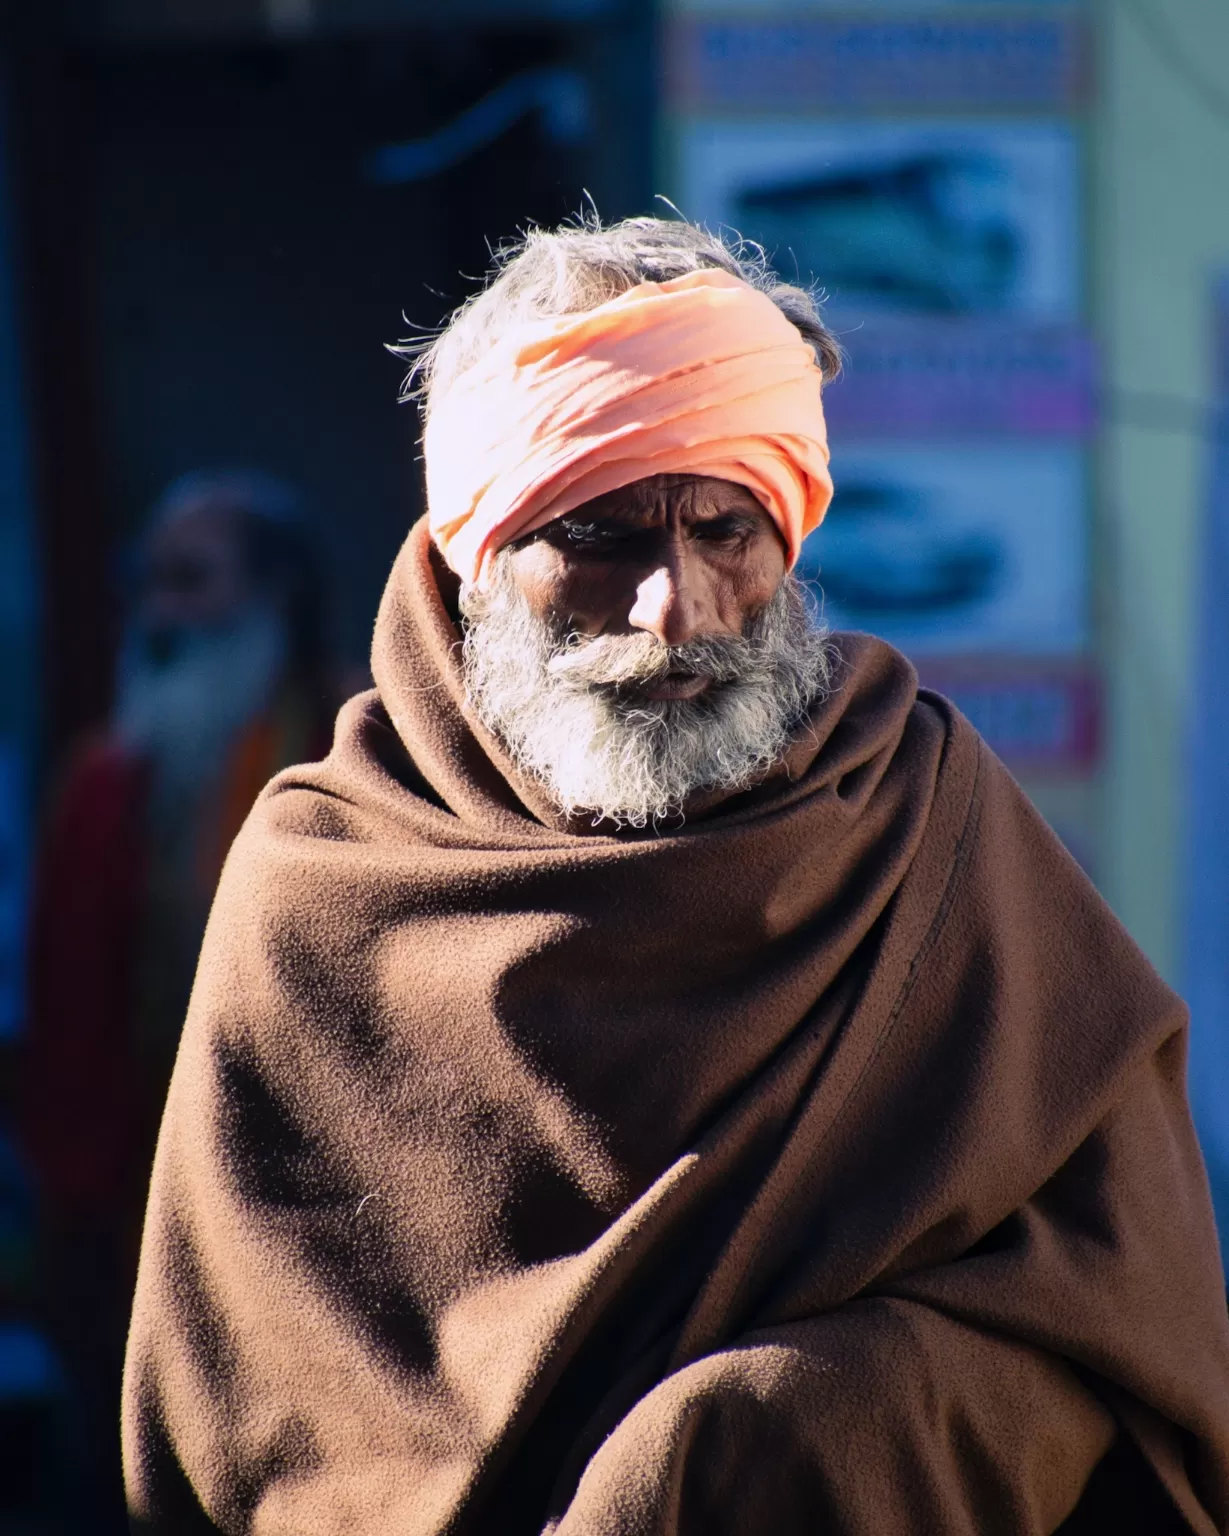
123 518 1229 1535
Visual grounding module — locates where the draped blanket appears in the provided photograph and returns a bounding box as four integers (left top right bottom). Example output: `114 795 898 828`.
124 520 1229 1535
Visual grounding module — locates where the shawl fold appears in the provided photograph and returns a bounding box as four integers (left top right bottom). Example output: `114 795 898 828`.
124 519 1229 1534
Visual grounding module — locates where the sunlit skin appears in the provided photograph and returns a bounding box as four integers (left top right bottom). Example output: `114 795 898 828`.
504 473 789 701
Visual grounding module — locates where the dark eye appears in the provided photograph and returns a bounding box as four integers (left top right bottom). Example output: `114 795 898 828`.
694 516 754 545
555 519 635 551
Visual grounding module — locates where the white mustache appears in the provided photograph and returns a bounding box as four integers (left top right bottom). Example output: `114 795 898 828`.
460 557 833 828
546 630 764 691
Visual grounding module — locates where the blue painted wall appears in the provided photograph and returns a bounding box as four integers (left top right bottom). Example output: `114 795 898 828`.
0 66 40 1042
1185 278 1229 1257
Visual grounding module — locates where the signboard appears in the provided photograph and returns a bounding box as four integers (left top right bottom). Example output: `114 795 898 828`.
666 12 1089 112
799 442 1087 655
675 119 1081 318
917 658 1099 773
823 320 1093 437
674 118 1093 435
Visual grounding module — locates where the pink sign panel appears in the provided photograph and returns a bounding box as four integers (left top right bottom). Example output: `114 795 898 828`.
666 14 1089 112
822 321 1096 439
916 659 1101 775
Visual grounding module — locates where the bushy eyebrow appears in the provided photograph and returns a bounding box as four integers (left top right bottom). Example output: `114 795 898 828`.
552 509 762 541
694 509 762 528
559 495 765 526
554 516 637 537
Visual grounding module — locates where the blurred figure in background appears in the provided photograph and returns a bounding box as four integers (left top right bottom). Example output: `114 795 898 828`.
21 471 337 1529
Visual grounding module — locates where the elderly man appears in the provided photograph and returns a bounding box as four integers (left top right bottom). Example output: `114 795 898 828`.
25 472 334 1532
123 219 1229 1535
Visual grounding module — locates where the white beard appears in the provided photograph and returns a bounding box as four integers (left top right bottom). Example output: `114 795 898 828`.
114 606 287 809
460 558 834 829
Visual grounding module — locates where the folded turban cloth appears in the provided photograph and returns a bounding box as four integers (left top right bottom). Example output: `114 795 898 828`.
424 268 835 586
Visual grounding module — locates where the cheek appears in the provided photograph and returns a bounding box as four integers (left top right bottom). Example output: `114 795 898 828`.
505 543 562 619
505 544 625 631
713 535 789 623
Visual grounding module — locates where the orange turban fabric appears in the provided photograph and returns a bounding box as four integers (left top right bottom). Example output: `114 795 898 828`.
424 268 834 586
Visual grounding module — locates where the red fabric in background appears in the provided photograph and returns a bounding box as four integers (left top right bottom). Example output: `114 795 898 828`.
22 739 147 1222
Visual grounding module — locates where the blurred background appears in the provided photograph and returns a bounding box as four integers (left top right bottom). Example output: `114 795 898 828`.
1 0 1228 1528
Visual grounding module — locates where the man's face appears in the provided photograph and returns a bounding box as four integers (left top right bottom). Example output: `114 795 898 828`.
460 474 830 829
139 501 255 636
117 499 288 790
501 475 789 700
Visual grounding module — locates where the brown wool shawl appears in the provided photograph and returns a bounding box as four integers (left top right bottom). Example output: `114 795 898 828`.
124 519 1229 1535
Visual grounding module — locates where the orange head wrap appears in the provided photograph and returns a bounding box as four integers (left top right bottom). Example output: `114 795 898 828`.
423 267 834 587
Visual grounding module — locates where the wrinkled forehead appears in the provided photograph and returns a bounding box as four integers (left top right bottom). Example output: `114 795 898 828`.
544 473 774 528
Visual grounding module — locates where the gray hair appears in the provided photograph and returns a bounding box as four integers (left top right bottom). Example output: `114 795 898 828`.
461 555 833 829
392 214 842 418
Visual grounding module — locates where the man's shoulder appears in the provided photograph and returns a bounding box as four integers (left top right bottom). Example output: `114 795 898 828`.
249 688 428 837
198 692 439 938
825 638 1182 1060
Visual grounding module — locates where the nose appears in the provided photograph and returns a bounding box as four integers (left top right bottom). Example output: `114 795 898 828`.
627 552 711 646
